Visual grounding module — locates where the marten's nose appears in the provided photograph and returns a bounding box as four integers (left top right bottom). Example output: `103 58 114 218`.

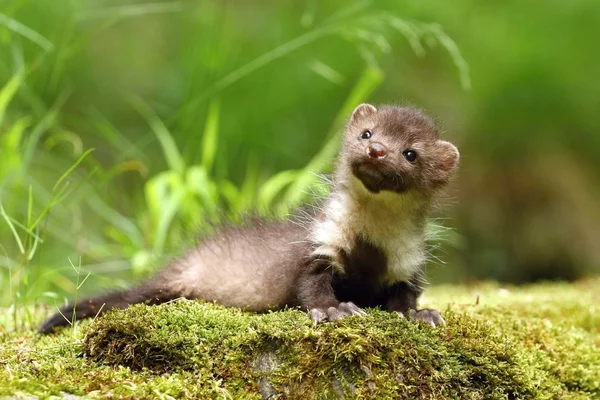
367 142 387 159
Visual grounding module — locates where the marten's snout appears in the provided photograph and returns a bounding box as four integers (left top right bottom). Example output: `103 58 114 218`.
367 142 387 159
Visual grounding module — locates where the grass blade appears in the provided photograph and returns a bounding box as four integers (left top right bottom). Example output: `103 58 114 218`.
3 216 43 243
177 25 340 118
258 170 300 212
86 195 144 249
237 156 260 214
386 16 426 57
211 27 335 94
219 180 241 212
0 202 25 254
0 70 23 127
307 60 345 85
0 13 54 52
27 227 40 261
129 95 185 175
144 171 186 253
29 166 98 232
21 91 69 174
429 23 471 91
322 0 372 24
0 116 30 190
201 99 220 173
77 2 184 21
43 131 84 157
186 166 218 216
27 184 33 226
52 148 95 193
88 109 148 162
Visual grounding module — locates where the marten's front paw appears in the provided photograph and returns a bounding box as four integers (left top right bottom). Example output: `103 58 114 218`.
309 302 365 324
408 308 446 327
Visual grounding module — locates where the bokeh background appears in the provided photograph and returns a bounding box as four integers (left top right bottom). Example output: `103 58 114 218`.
1 0 599 309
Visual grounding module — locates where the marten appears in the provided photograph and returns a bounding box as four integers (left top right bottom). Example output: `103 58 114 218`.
39 104 459 333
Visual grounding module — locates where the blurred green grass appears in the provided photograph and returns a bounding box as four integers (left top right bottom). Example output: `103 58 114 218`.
1 0 599 315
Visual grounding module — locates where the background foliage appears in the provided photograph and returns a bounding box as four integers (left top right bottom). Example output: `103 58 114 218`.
1 0 599 312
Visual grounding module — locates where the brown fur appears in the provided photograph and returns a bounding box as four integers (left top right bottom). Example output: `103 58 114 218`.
342 104 458 194
39 104 458 333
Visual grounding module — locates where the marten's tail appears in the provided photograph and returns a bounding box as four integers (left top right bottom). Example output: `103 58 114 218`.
38 282 179 334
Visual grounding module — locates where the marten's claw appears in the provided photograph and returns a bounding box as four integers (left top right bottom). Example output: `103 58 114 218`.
408 308 446 327
309 302 365 324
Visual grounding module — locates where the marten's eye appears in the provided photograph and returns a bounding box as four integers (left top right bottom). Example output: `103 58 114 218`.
403 150 417 162
360 130 372 140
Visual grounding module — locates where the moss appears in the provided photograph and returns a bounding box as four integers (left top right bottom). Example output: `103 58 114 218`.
0 278 598 399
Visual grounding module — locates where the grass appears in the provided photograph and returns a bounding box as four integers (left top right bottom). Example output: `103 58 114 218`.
0 278 597 399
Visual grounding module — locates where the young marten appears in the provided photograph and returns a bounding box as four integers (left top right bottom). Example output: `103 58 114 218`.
39 104 459 333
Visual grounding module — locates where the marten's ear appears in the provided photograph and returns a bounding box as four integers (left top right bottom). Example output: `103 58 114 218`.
430 140 459 186
351 103 377 123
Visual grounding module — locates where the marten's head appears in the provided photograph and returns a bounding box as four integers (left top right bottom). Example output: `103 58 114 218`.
341 104 459 195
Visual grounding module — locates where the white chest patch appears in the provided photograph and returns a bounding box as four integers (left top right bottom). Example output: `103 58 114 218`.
310 178 426 284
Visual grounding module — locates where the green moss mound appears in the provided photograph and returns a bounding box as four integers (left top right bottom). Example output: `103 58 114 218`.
1 279 598 399
83 281 598 399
